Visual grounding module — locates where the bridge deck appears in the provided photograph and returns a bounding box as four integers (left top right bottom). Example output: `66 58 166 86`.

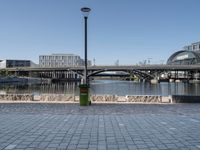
3 65 200 72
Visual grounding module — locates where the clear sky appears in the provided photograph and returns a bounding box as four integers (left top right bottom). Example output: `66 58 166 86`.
0 0 200 65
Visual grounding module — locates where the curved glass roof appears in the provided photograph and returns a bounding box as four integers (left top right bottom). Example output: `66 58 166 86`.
167 50 200 65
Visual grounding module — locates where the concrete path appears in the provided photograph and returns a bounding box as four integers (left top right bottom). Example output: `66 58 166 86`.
0 103 200 150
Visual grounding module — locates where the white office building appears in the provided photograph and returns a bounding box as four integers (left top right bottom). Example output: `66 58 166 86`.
39 54 88 67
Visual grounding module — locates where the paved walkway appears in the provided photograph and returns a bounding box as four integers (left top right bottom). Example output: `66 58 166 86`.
0 103 200 150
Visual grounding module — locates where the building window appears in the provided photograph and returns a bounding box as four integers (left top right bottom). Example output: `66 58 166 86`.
193 45 198 51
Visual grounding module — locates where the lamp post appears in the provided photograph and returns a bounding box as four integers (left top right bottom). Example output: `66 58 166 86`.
81 7 91 85
79 7 91 106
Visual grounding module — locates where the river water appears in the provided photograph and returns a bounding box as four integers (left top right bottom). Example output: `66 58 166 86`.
0 80 199 96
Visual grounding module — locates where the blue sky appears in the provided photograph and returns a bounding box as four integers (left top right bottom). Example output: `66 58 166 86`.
0 0 200 65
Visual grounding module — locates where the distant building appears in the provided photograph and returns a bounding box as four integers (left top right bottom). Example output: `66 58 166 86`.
39 53 91 67
167 42 200 65
183 41 200 51
0 59 37 68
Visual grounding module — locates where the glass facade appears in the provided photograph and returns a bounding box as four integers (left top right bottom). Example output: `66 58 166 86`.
184 42 200 51
167 51 200 65
6 60 31 68
168 42 200 65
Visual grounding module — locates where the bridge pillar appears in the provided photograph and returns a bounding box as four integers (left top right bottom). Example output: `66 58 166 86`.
48 72 51 78
52 72 56 78
55 72 57 78
51 72 54 78
66 72 69 79
57 72 60 78
175 79 181 83
29 71 32 77
150 79 159 84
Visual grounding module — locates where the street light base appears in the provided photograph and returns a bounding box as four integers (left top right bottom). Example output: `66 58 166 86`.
79 84 90 106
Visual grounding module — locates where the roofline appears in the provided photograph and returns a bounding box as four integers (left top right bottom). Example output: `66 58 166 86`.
192 41 200 45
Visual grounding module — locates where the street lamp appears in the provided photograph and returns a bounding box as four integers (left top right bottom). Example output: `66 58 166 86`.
81 7 91 85
79 7 91 106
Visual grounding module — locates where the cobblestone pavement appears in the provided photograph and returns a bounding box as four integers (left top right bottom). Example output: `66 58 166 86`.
0 103 200 150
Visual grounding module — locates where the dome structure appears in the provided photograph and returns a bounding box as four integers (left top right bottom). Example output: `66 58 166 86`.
167 50 200 65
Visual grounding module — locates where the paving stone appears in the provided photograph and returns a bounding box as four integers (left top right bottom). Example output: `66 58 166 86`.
0 103 200 149
15 145 28 149
67 144 77 149
97 145 107 150
4 144 17 150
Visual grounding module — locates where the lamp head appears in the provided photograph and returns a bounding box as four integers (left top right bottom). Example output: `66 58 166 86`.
81 7 91 17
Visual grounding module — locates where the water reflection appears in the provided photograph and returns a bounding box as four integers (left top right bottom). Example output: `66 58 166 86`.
0 82 79 95
90 80 200 96
0 80 199 96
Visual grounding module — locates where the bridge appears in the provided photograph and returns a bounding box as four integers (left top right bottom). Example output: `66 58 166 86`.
2 64 200 81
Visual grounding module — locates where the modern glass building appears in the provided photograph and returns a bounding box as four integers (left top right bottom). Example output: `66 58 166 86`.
167 42 200 65
0 60 37 68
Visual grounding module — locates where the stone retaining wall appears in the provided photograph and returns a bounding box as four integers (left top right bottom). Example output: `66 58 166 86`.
0 94 171 103
0 94 33 101
39 94 74 102
127 95 162 103
90 95 163 103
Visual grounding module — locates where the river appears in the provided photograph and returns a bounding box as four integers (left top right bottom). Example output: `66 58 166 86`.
0 80 199 96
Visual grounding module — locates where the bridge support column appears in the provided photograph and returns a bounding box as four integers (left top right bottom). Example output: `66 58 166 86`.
48 72 51 78
64 72 66 78
175 79 181 83
28 71 32 77
150 79 159 84
52 72 56 78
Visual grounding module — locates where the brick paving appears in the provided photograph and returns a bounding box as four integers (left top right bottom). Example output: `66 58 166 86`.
0 103 200 150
